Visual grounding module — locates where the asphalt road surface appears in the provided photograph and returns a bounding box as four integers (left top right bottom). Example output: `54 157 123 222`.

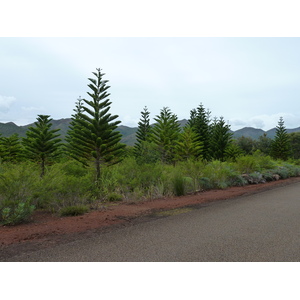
8 182 300 261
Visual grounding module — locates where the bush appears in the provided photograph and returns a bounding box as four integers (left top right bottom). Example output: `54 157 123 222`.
235 155 260 174
59 205 89 217
1 201 35 225
107 192 123 202
199 177 213 190
172 173 186 196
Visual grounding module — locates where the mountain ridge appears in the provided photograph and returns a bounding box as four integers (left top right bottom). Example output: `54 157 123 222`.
0 118 299 146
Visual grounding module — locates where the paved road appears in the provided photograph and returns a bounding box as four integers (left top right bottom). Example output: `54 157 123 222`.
8 182 300 261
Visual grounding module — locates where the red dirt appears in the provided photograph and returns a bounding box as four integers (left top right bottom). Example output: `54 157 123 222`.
1 177 300 259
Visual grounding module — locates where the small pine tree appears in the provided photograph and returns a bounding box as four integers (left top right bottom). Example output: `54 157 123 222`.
22 115 62 177
187 103 211 160
175 125 203 161
210 116 233 161
0 134 23 163
271 117 291 160
134 106 152 157
65 96 90 166
66 68 125 181
150 107 181 164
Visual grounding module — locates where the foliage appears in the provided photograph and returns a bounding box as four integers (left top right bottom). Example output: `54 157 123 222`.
0 134 24 163
134 106 152 158
33 162 95 212
65 97 90 166
107 192 123 202
187 103 211 160
66 68 125 181
22 115 62 177
59 205 89 217
0 162 38 225
271 117 291 161
256 133 273 155
175 125 203 161
135 141 160 165
1 202 35 225
235 136 257 155
210 117 233 161
150 107 181 164
288 132 300 159
225 143 243 162
235 155 260 174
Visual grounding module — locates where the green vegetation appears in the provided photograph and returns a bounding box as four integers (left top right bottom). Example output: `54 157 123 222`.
22 115 62 177
59 205 89 217
271 117 291 160
0 69 300 226
65 69 125 181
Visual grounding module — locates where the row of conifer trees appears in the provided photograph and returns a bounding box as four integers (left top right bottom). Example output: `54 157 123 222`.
0 68 296 181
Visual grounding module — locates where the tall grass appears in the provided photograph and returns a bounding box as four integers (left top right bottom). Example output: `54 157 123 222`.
1 152 300 225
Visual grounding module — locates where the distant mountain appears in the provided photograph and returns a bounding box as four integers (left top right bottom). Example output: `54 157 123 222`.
233 126 300 140
232 127 266 139
0 119 299 146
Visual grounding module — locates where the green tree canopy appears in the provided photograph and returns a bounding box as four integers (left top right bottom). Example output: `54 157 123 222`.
22 115 62 177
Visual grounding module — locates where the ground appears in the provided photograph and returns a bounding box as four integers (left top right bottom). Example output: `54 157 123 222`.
1 177 300 260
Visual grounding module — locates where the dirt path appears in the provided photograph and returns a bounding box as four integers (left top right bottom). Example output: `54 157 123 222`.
1 177 300 260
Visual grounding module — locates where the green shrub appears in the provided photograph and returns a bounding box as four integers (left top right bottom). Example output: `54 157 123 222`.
235 155 260 174
273 167 290 179
262 171 274 182
34 166 95 211
107 192 123 202
59 205 89 217
1 201 35 225
172 173 185 196
199 177 213 190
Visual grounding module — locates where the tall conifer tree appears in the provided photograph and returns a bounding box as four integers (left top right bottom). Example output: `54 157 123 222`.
66 68 125 180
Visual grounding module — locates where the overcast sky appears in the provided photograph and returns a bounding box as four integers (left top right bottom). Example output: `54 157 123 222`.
1 37 300 131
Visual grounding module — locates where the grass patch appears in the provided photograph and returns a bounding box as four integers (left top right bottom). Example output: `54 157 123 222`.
59 205 89 217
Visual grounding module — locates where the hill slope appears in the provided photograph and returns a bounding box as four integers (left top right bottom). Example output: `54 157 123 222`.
0 119 299 146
